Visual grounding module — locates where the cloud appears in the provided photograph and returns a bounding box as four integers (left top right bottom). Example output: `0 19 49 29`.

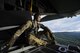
41 15 80 32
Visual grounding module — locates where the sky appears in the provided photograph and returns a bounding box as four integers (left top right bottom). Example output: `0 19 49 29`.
41 15 80 32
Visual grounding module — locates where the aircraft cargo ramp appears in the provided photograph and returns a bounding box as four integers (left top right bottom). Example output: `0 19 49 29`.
8 44 80 53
